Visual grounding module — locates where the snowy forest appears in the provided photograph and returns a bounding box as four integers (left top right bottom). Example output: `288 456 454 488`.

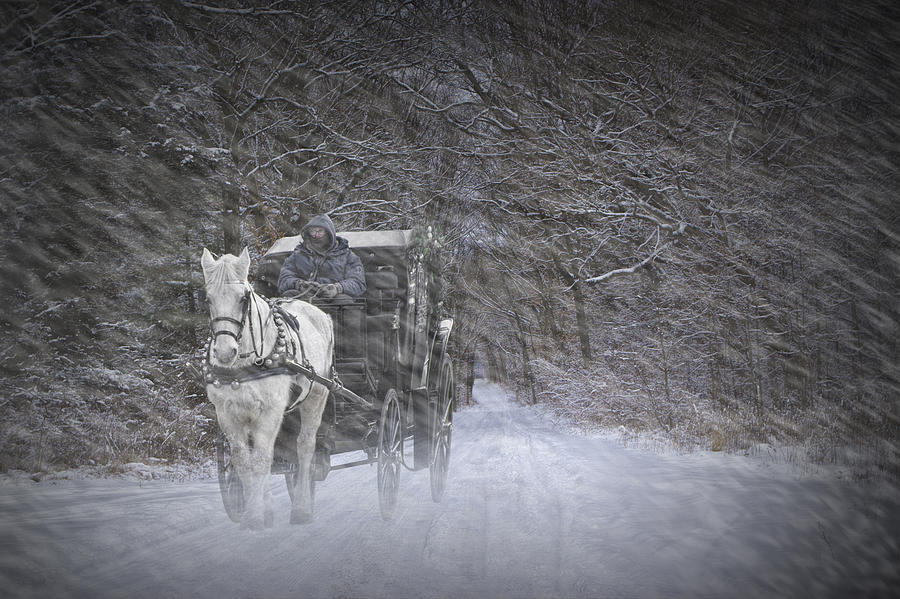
1 0 897 478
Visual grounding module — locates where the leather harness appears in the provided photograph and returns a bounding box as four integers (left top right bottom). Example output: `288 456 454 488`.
198 290 372 412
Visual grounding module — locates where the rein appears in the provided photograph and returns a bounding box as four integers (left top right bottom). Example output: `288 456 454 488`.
199 289 372 412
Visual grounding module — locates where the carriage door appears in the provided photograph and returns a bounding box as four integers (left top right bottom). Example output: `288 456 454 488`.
404 252 431 390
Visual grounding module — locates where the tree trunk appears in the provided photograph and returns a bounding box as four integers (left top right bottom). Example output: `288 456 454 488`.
184 229 198 348
223 183 241 256
485 346 501 382
541 293 565 350
464 344 476 405
514 311 537 405
552 250 592 363
572 279 592 364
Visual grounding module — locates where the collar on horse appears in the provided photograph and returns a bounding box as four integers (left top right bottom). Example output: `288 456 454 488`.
194 293 369 412
202 295 316 402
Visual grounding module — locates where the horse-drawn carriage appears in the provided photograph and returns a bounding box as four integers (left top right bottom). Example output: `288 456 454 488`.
197 229 454 526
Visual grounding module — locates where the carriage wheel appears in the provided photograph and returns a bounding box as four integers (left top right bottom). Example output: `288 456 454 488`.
377 388 403 521
429 357 455 502
216 433 244 522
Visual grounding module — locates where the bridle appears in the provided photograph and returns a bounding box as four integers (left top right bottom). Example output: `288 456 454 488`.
209 286 250 342
207 283 267 359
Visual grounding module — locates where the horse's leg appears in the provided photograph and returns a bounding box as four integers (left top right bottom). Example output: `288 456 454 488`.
290 386 327 524
257 423 279 529
263 471 274 528
216 416 255 528
222 430 257 529
256 405 285 529
238 409 282 530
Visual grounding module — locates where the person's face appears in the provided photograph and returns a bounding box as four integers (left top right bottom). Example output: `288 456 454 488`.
307 226 328 247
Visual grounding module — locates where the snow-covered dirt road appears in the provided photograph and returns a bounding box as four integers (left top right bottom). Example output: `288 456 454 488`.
1 380 898 598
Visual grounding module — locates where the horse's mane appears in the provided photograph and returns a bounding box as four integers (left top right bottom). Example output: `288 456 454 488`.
204 254 248 288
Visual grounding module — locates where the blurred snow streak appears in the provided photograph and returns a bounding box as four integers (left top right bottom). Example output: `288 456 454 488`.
0 0 896 484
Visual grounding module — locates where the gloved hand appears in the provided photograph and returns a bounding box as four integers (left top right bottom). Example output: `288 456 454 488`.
319 283 342 298
295 280 322 296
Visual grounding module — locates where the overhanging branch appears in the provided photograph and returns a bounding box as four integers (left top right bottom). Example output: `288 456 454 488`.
582 239 676 284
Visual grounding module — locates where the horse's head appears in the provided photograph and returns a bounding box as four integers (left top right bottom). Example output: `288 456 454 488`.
200 247 252 367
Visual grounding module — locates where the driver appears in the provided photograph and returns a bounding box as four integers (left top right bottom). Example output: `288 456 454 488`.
277 213 366 300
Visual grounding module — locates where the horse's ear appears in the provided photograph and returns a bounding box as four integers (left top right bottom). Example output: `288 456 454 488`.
200 248 215 274
237 247 250 280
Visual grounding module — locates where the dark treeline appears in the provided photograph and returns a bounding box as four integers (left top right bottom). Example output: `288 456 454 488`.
1 0 897 475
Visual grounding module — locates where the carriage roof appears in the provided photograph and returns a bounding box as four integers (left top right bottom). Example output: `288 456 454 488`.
264 229 414 257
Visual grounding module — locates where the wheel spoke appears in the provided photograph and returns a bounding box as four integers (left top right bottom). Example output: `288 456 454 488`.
378 388 402 521
429 358 455 503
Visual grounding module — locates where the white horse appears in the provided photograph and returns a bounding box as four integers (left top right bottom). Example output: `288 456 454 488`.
201 248 332 527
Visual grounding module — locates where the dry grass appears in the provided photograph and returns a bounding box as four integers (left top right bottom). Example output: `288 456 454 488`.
526 358 899 481
0 353 214 474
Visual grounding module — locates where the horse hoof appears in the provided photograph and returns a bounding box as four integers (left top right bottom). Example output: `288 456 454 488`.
290 510 313 525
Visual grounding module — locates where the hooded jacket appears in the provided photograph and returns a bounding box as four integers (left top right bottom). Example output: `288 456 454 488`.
277 214 367 297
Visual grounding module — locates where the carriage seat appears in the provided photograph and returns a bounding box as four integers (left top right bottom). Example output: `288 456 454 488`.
364 268 401 314
308 268 402 395
362 268 402 377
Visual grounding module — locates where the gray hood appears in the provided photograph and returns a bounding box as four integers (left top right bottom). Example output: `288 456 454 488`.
301 213 337 251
